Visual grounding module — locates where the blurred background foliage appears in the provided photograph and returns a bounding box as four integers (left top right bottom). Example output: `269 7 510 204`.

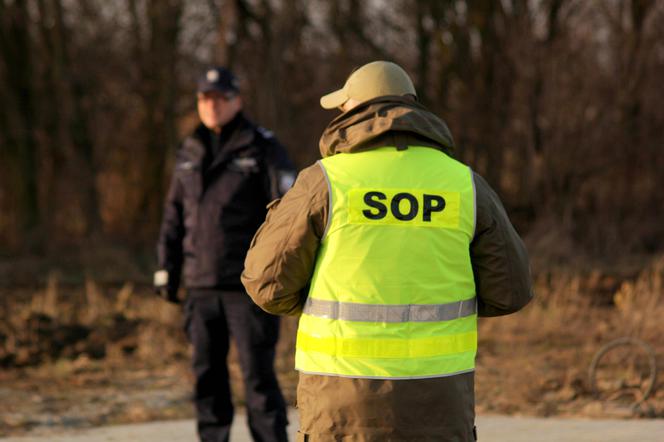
1 0 664 283
2 2 664 429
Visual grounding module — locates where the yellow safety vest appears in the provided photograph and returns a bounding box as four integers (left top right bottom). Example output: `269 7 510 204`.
296 146 477 379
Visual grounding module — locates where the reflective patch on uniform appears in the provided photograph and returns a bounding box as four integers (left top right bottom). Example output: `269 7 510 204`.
348 188 461 228
279 171 295 194
177 161 195 170
257 127 274 139
231 157 259 173
233 157 257 168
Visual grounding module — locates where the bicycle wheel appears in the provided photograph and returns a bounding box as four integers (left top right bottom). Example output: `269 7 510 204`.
588 337 657 408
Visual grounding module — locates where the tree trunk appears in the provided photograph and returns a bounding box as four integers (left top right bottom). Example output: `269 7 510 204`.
51 0 102 236
0 0 40 235
131 0 183 236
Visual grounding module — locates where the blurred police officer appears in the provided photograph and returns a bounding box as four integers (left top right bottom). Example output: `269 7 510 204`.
155 67 293 442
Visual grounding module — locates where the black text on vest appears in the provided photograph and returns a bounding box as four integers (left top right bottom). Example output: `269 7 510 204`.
362 191 446 221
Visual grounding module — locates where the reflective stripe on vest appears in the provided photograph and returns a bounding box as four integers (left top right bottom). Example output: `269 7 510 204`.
303 297 477 322
296 146 477 379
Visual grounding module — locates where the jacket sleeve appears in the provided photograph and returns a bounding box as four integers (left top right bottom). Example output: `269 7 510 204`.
156 170 185 293
471 172 534 317
242 164 328 316
259 128 297 199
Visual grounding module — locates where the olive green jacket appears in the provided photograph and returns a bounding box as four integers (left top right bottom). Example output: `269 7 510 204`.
242 96 533 441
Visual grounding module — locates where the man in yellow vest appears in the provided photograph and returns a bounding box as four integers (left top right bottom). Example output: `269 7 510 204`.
242 61 533 441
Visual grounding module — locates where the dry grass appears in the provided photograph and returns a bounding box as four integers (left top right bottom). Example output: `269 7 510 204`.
477 256 664 417
0 278 300 436
1 277 186 367
1 257 663 435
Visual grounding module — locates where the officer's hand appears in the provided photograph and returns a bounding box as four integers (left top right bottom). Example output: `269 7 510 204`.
154 270 180 304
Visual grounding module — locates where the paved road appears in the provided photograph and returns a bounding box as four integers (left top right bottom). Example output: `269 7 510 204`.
2 410 664 441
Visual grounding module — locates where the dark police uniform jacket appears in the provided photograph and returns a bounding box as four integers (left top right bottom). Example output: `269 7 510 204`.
157 113 294 294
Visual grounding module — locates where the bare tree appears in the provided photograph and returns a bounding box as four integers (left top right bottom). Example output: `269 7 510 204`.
0 0 40 237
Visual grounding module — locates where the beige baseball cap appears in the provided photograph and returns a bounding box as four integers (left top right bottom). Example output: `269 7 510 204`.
320 61 417 109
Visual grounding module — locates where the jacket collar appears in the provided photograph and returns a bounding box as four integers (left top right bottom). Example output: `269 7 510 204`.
179 113 256 169
318 96 455 158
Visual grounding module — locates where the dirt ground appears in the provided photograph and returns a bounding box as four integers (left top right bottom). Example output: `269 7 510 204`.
1 257 663 437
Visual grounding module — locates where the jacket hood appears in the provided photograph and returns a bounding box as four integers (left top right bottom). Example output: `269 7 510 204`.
319 96 455 158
